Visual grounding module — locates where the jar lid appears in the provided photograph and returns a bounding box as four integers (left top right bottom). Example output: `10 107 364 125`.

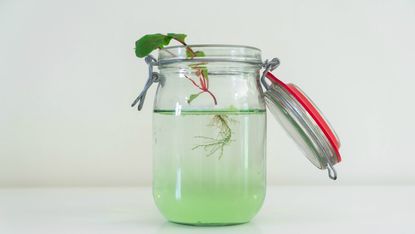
264 72 341 180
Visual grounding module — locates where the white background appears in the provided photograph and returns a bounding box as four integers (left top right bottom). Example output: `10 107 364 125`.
1 0 414 187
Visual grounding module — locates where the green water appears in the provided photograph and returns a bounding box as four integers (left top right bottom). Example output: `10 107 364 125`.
153 109 266 225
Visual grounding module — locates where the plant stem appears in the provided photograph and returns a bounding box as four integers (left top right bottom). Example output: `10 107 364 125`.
180 46 217 104
184 75 202 90
205 90 218 105
161 38 218 105
171 35 231 157
173 38 196 57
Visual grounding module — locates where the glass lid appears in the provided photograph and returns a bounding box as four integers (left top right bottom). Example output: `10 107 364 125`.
263 72 342 180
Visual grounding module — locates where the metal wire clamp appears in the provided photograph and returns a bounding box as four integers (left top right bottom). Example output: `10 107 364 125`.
131 55 159 111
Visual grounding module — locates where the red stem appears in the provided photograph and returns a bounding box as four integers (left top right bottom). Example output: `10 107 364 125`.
185 74 217 104
199 70 207 89
185 75 203 90
200 75 207 90
205 90 218 105
174 38 218 105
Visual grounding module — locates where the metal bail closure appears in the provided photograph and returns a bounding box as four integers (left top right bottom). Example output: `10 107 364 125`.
261 57 280 90
131 55 159 111
261 58 342 180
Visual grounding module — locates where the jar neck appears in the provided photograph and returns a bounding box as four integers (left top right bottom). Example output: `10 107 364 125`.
158 44 263 66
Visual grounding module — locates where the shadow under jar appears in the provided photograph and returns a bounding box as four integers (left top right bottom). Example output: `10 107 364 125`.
152 45 266 226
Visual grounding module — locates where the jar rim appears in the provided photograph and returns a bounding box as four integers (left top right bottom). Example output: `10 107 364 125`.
161 44 262 51
158 44 263 65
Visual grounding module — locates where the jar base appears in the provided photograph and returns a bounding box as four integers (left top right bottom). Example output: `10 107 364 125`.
169 220 249 227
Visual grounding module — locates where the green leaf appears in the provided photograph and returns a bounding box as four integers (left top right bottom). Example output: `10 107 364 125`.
186 49 193 58
135 33 188 58
167 33 187 42
201 67 208 80
186 50 205 58
187 92 202 104
163 35 173 45
194 51 205 57
135 33 172 58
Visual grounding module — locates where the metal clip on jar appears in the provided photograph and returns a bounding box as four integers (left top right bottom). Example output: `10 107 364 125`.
132 45 342 225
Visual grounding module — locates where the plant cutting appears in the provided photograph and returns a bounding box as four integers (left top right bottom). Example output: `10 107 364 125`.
134 33 233 158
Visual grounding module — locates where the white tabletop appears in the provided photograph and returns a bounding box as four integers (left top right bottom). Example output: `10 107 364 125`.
0 186 414 234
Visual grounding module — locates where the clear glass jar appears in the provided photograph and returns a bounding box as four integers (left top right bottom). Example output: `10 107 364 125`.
152 45 266 225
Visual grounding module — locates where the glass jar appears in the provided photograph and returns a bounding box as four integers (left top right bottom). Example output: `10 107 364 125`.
132 44 342 226
152 45 266 225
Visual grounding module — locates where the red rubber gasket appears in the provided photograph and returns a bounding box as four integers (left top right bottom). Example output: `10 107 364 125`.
265 72 342 162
